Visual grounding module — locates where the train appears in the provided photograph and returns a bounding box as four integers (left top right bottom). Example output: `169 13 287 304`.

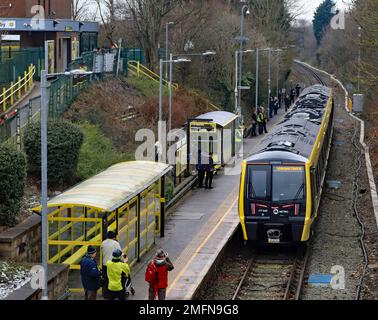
238 84 334 244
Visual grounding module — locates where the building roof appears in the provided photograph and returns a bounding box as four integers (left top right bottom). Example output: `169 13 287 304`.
195 111 238 127
0 18 99 32
33 161 171 213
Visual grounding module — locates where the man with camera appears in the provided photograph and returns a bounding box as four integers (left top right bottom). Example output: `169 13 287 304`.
145 249 174 300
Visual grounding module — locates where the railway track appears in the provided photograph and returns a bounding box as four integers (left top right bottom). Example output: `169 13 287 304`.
232 245 309 300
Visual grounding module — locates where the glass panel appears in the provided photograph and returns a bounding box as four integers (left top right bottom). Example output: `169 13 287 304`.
272 166 305 202
248 165 271 201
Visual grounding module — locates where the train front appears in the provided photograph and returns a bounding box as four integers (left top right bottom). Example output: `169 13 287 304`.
239 151 309 244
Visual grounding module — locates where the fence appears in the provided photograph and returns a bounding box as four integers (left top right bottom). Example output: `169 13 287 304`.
0 64 36 114
0 47 148 147
0 47 44 88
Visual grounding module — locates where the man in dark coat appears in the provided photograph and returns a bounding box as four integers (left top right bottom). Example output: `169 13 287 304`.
205 153 215 189
251 109 258 137
80 246 102 300
284 95 291 112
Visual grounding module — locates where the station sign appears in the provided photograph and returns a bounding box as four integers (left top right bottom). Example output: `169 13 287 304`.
0 20 16 29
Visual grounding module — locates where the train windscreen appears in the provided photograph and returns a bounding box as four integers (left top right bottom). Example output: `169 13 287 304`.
247 165 305 203
272 166 305 202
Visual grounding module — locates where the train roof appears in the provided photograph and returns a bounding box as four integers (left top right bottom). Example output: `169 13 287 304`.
247 85 332 163
195 111 238 127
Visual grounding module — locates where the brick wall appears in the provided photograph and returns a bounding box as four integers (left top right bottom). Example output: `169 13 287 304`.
4 0 71 19
4 264 70 300
0 214 41 263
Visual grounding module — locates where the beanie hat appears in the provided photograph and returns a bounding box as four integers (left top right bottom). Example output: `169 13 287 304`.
87 245 96 255
112 249 123 261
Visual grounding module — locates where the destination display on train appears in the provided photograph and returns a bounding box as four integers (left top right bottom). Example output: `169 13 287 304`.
274 166 304 172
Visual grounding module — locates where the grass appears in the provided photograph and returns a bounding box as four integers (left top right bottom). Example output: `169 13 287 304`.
127 76 169 98
77 122 133 180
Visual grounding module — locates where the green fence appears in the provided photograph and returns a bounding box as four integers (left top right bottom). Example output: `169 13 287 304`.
0 47 147 146
0 47 44 88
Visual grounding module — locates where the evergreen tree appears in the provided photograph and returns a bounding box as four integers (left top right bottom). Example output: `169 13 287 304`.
313 0 337 46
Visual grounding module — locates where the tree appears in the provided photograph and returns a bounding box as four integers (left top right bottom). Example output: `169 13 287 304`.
119 0 182 70
313 0 336 46
71 0 86 20
94 0 118 47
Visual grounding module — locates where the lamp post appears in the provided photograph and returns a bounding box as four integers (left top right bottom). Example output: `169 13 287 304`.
234 49 254 113
165 22 174 80
40 68 93 300
168 51 215 134
158 58 191 163
237 4 250 121
358 26 362 92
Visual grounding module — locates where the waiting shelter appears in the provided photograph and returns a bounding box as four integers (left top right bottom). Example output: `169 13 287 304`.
33 161 171 292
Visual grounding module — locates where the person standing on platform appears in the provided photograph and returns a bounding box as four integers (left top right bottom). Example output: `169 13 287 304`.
295 83 301 98
80 246 101 300
257 107 264 135
284 95 291 112
290 88 296 104
197 150 205 188
101 230 122 298
205 152 215 189
106 249 130 300
278 90 282 109
145 249 174 300
261 106 268 134
273 97 279 116
251 108 258 137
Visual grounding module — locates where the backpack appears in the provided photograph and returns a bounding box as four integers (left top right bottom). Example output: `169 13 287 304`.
145 261 157 283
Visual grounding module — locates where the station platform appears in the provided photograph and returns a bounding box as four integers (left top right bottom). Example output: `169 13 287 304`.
127 108 287 300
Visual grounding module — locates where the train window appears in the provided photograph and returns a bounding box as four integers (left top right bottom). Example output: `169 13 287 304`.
209 136 214 154
247 165 271 201
272 166 305 202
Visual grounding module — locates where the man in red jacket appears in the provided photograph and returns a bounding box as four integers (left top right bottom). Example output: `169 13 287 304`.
145 249 174 300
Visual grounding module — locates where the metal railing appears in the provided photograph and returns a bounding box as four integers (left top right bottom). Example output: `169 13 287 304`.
128 60 221 111
0 64 36 113
43 181 161 293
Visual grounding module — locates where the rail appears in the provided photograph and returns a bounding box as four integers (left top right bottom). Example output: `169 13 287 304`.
128 60 178 89
128 60 221 111
0 64 35 113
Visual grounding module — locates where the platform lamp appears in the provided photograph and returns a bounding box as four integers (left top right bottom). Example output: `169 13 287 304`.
40 69 93 300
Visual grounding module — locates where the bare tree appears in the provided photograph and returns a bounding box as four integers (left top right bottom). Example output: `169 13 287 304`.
94 0 118 47
119 0 182 70
71 0 86 20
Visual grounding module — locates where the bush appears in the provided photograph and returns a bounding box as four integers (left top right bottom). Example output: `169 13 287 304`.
24 119 84 185
0 144 27 226
77 122 131 180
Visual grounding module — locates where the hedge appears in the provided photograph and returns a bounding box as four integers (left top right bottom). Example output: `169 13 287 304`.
77 122 130 180
0 144 27 226
24 119 84 185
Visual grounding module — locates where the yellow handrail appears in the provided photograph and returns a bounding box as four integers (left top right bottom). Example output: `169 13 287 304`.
128 60 179 89
0 64 36 113
128 61 221 111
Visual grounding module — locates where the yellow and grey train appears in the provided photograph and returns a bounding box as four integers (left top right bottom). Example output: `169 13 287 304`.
239 84 334 244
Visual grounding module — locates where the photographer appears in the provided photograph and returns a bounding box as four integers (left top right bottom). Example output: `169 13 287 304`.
145 249 174 300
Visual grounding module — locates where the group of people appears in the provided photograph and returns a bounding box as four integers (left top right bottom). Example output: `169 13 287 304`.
80 231 174 301
197 151 215 189
250 84 302 138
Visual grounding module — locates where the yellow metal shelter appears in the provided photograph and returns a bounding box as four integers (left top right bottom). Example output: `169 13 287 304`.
33 161 171 292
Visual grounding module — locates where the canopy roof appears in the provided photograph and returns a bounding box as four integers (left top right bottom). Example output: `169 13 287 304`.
195 111 238 127
34 161 171 212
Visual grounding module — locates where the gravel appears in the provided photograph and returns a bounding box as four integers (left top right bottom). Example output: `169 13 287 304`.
0 262 31 300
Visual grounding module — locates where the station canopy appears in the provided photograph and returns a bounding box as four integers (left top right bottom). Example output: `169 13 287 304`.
195 111 238 128
35 161 171 213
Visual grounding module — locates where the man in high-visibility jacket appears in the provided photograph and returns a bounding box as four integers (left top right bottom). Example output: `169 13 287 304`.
106 249 130 300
